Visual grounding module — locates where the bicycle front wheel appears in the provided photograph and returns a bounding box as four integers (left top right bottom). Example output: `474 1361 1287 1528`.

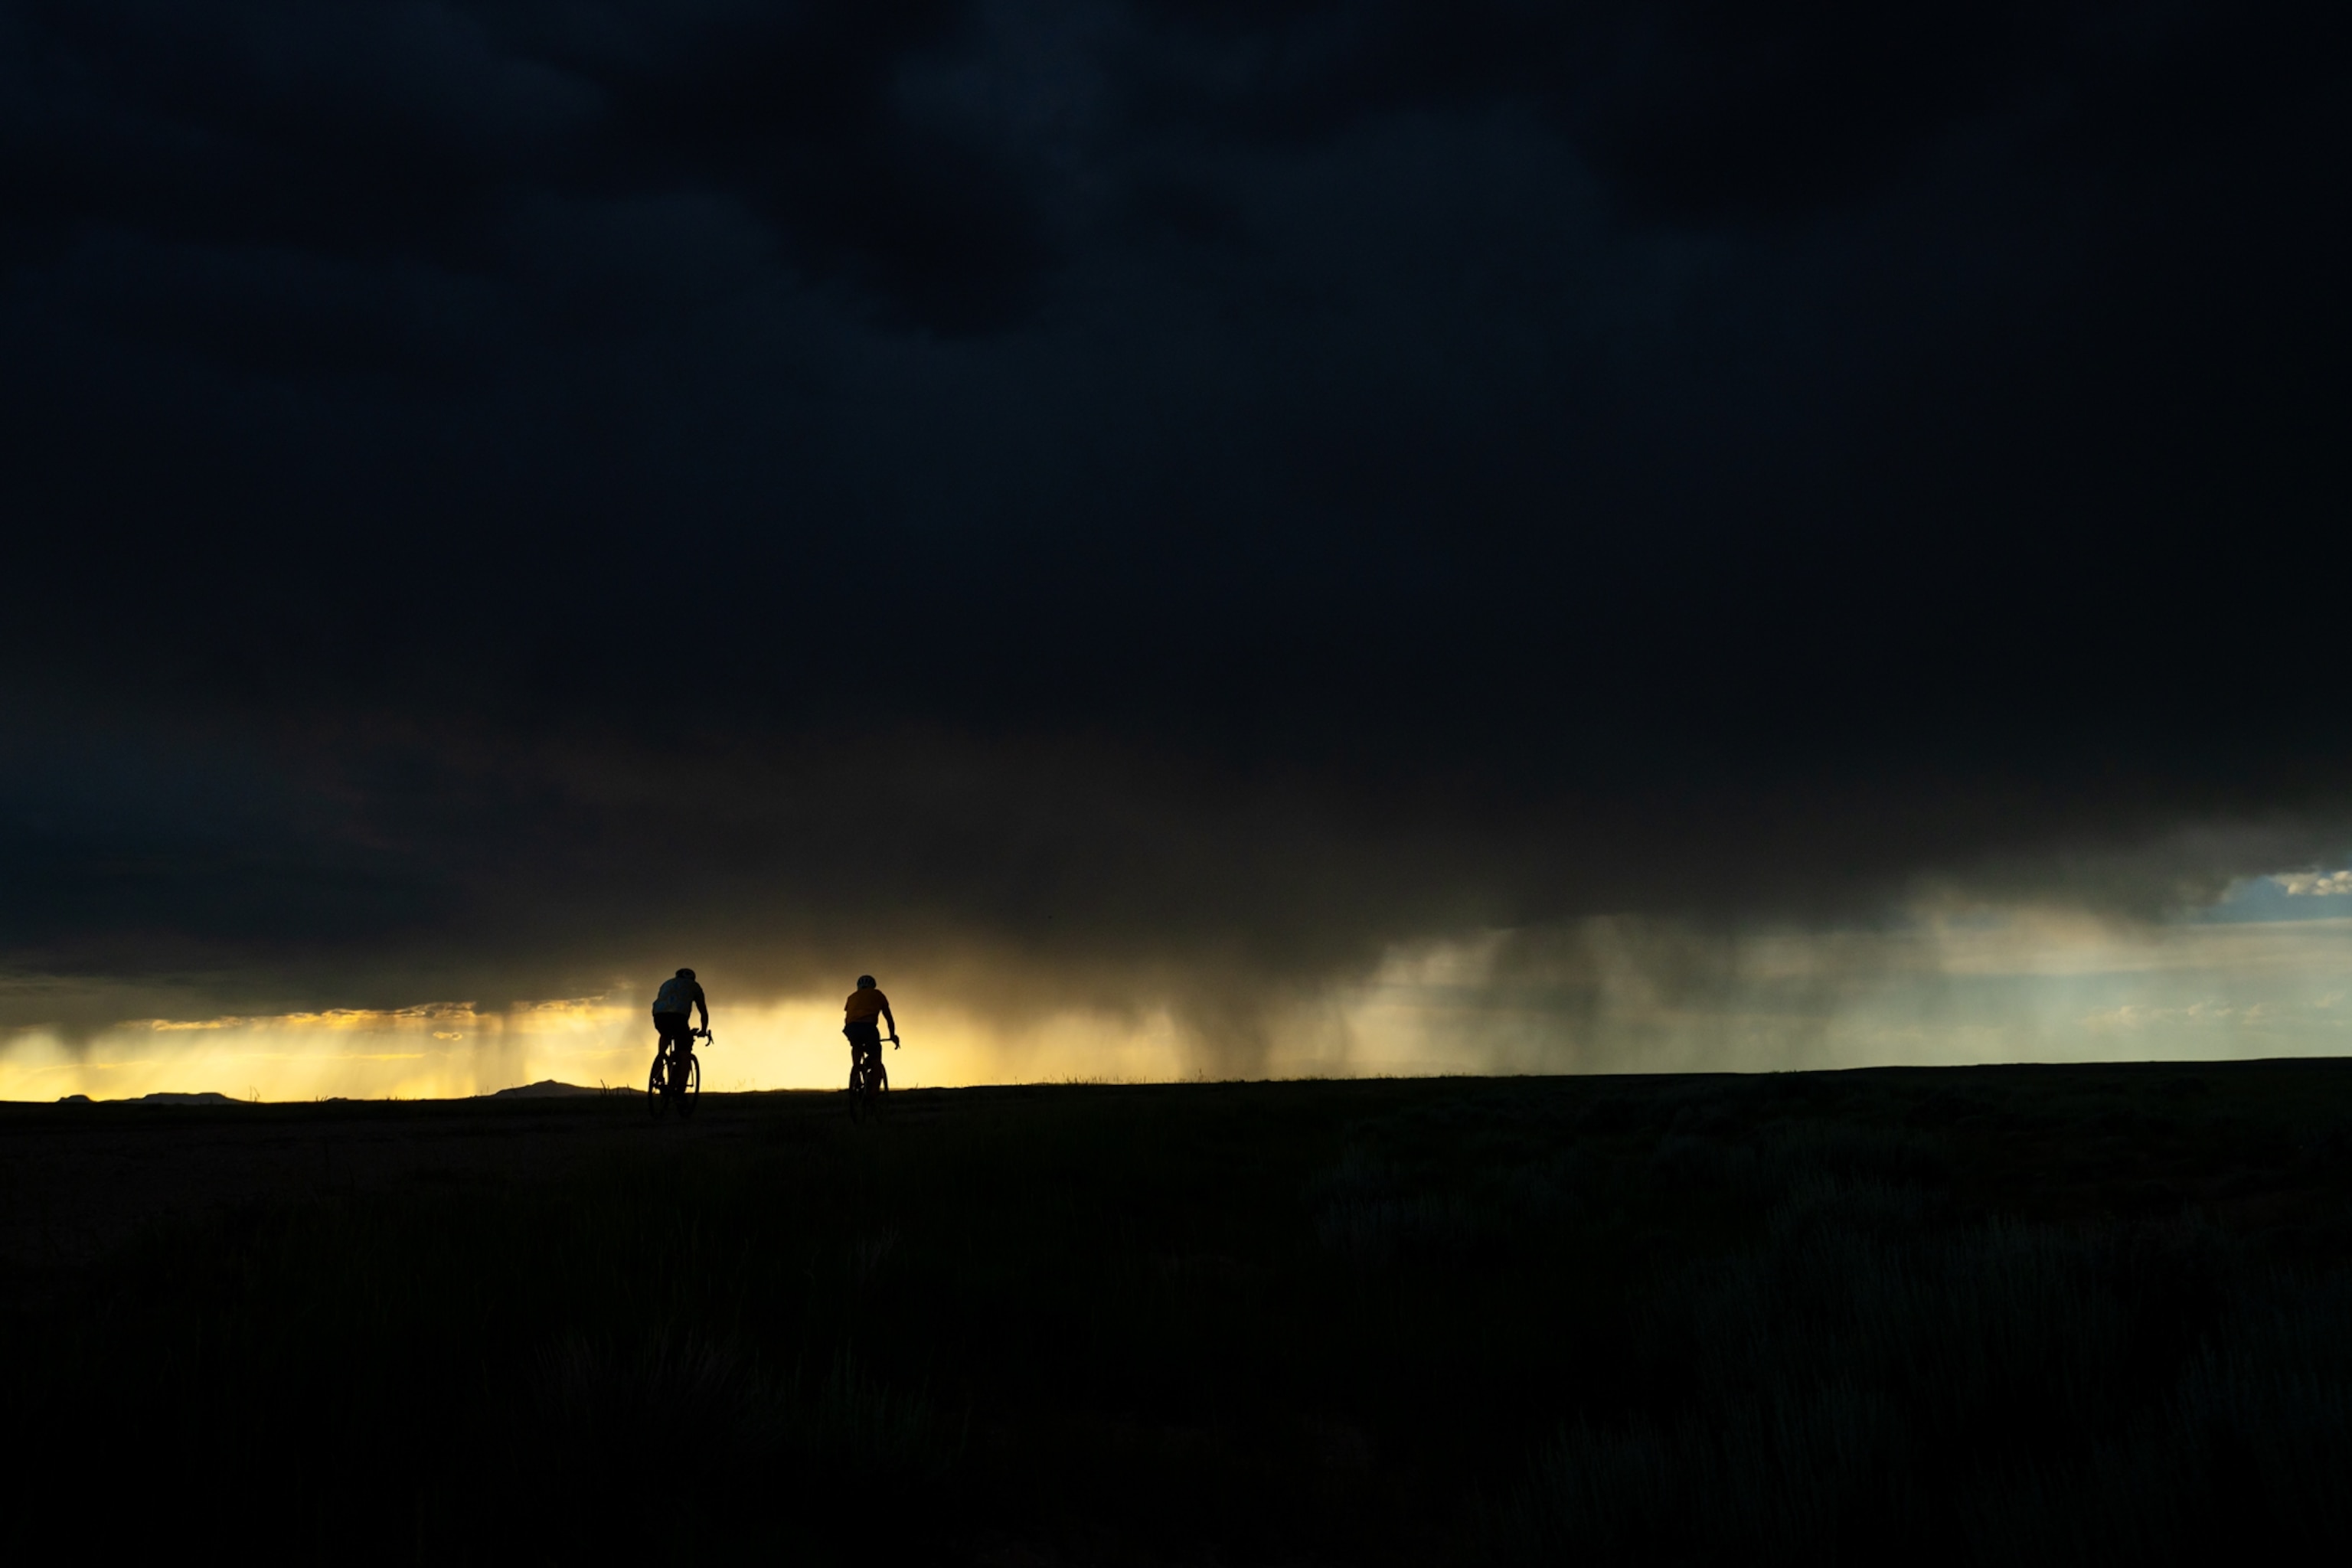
678 1052 701 1119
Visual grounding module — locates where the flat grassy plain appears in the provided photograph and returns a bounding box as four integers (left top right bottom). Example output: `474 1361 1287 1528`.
7 1060 2352 1563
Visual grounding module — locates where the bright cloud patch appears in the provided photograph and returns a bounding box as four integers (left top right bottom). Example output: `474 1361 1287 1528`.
2275 871 2352 896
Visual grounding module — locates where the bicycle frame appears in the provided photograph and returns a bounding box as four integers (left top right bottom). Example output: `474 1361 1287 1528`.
848 1035 890 1120
648 1027 710 1119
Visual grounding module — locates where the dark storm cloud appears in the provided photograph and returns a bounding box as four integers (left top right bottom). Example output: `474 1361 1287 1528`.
2 2 2347 1038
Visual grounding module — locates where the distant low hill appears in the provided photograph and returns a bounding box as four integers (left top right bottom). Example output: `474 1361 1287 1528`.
485 1080 604 1099
47 1083 610 1105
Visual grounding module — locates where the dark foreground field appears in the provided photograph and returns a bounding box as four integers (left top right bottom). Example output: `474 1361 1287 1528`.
7 1062 2352 1563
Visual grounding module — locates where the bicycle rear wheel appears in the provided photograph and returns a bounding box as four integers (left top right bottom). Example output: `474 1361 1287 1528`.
647 1051 668 1119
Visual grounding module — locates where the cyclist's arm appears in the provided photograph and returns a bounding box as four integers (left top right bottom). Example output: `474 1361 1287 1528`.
881 1003 897 1040
695 988 710 1032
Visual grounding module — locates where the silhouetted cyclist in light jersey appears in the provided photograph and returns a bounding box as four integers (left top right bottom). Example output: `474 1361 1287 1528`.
844 975 897 1071
652 967 709 1073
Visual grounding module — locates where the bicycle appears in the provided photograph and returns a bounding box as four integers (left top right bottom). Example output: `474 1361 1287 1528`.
648 1027 709 1120
848 1034 897 1122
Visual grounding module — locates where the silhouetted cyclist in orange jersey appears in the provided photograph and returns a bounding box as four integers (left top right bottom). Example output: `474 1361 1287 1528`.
844 975 897 1070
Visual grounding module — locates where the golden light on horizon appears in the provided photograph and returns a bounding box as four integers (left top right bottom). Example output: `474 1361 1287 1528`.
10 905 2352 1102
0 991 1210 1102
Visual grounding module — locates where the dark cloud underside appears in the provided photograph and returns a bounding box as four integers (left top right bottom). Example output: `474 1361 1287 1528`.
1 2 2347 1031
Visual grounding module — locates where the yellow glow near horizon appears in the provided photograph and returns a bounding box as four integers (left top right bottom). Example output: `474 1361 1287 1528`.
9 911 2352 1101
0 990 1203 1102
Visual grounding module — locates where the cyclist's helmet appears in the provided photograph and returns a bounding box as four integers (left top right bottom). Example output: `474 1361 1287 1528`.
678 968 696 980
856 974 876 988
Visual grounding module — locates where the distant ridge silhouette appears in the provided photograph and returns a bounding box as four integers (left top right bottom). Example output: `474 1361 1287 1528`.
56 1092 243 1106
487 1080 602 1099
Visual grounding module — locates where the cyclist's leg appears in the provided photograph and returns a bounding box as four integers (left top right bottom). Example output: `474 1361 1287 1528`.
846 1023 880 1086
655 1013 691 1085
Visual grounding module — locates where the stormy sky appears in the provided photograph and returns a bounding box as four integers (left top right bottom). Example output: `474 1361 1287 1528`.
3 2 2348 1089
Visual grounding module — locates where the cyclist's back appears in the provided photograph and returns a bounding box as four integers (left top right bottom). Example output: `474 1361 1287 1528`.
844 975 896 1060
652 968 708 1060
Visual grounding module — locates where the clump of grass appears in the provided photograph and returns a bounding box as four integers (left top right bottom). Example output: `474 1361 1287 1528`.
1305 1148 1478 1266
